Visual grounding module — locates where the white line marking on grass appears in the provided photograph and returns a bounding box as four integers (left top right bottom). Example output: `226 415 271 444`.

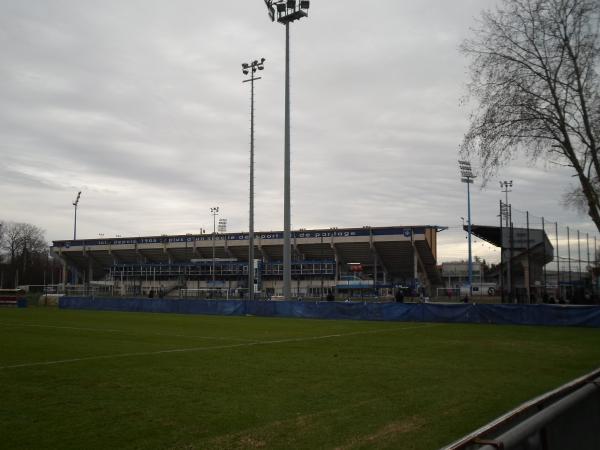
0 342 256 369
151 332 256 343
0 322 123 333
263 323 439 343
0 322 257 342
0 323 437 370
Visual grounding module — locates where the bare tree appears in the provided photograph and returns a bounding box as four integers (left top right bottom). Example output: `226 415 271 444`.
0 221 5 287
0 221 4 258
1 222 48 287
1 222 47 259
461 0 600 230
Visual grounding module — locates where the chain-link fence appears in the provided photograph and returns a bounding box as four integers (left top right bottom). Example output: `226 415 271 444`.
501 203 598 303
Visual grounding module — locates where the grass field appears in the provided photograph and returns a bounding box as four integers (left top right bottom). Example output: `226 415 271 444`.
1 308 600 450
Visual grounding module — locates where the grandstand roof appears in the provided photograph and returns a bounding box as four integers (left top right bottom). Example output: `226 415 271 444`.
51 225 445 285
468 224 554 265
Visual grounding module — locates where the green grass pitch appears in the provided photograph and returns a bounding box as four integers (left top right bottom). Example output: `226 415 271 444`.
1 307 600 450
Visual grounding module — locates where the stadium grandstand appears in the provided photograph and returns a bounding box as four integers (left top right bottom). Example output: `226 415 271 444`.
50 225 445 299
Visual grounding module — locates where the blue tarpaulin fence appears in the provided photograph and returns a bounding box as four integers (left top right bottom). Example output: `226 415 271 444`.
58 297 600 328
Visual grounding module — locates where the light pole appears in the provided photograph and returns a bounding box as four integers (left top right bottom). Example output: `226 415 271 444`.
72 191 81 240
500 180 513 300
500 181 513 227
242 58 266 300
264 0 311 299
459 161 476 297
211 206 219 287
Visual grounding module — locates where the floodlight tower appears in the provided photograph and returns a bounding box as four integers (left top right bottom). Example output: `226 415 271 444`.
459 161 476 297
264 0 311 299
242 58 266 300
218 218 227 234
211 206 219 286
500 180 513 226
72 191 82 240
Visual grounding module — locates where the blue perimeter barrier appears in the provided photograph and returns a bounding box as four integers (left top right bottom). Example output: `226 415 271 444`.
58 297 600 328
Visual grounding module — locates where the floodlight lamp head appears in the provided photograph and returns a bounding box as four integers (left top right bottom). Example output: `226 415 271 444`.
242 63 249 68
243 69 249 75
261 58 266 63
264 0 275 21
458 160 476 179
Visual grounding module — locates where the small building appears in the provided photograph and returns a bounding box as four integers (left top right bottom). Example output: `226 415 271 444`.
440 261 484 289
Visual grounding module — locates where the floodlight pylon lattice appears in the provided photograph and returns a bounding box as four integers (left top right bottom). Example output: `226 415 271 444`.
211 206 219 286
242 58 266 300
458 160 477 297
218 218 227 233
500 180 513 226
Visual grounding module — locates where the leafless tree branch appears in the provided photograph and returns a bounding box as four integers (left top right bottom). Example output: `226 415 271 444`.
461 0 600 232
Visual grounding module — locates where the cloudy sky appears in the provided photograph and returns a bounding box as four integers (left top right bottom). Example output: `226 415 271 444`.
1 0 597 264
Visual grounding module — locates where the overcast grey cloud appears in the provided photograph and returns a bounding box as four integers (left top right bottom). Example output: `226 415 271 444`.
0 0 596 264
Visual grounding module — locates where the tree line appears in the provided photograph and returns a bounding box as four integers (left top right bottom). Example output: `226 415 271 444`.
0 221 62 289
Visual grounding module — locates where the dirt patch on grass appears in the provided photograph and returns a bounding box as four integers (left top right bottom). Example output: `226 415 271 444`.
204 400 377 449
334 416 425 450
178 399 422 449
204 413 320 449
238 436 268 448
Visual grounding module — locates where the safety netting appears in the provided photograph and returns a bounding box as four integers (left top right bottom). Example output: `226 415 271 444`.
58 297 600 328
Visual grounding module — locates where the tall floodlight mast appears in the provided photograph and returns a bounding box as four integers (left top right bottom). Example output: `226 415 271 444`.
500 180 513 299
500 180 513 227
264 0 311 299
459 161 476 297
72 191 82 240
242 58 266 300
210 206 219 287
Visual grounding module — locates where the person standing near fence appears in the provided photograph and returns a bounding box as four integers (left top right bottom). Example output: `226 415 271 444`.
395 289 404 303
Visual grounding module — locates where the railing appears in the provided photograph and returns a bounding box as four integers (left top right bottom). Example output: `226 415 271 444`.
179 288 234 300
442 368 600 450
107 260 337 279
